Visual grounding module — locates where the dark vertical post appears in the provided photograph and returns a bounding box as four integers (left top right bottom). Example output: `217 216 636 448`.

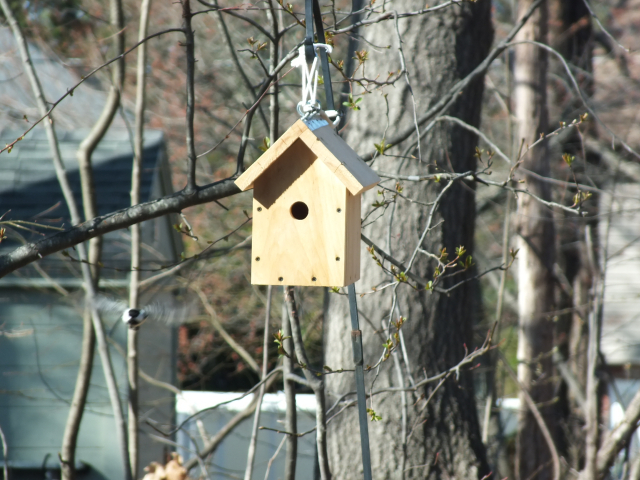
311 0 334 112
347 283 372 480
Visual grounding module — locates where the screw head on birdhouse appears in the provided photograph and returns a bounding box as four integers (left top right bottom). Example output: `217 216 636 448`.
235 116 380 287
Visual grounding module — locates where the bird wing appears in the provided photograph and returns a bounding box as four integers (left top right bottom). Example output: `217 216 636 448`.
92 295 193 325
94 295 129 314
145 301 193 325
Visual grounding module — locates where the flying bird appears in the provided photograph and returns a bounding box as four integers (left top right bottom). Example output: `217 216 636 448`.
122 308 149 330
94 295 190 331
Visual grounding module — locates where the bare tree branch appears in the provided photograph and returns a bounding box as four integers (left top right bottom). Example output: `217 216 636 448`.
285 286 331 480
330 0 464 35
182 0 199 193
127 0 152 475
61 305 95 480
206 0 270 132
193 286 260 374
552 350 586 413
243 286 272 480
75 0 127 477
509 40 640 161
195 0 276 42
282 302 297 480
596 387 640 477
0 179 240 278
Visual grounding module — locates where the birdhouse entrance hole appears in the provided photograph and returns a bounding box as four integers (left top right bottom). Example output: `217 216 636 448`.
290 201 309 220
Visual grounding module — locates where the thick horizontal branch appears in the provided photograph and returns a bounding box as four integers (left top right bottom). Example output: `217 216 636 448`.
0 178 241 278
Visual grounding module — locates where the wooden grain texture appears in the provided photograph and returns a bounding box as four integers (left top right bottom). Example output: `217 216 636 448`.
251 139 359 287
235 119 380 195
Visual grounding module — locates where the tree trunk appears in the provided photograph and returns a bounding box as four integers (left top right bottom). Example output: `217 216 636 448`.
513 2 559 480
548 0 597 471
324 2 493 478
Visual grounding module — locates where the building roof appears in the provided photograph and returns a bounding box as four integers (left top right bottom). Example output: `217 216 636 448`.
0 27 127 130
0 128 173 281
235 117 380 196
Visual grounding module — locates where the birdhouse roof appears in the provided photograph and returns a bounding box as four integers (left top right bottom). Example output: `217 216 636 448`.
235 117 380 196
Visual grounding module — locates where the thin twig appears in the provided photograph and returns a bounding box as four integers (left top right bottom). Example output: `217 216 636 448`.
209 0 269 132
282 301 297 480
193 286 260 374
326 337 492 412
195 0 276 41
243 285 272 480
183 0 198 193
264 437 286 480
393 11 421 162
139 235 251 287
497 351 560 480
581 0 630 53
127 0 151 474
181 370 282 472
330 0 463 35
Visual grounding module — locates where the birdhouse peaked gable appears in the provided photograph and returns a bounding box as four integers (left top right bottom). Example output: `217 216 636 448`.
235 117 380 195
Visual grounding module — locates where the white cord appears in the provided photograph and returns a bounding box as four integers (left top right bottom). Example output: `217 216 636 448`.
291 43 333 116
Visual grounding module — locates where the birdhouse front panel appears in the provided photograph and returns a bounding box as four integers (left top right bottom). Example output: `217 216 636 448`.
251 138 361 287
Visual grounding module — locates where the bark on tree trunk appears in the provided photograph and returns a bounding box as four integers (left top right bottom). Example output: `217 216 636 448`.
513 2 559 480
324 1 493 478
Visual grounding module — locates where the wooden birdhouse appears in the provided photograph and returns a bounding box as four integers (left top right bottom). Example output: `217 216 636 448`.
235 116 380 287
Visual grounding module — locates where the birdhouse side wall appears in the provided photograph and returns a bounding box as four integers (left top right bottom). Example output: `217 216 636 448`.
251 140 351 287
344 190 362 286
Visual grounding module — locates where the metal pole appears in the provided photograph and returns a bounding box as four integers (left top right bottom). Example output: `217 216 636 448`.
348 283 373 480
